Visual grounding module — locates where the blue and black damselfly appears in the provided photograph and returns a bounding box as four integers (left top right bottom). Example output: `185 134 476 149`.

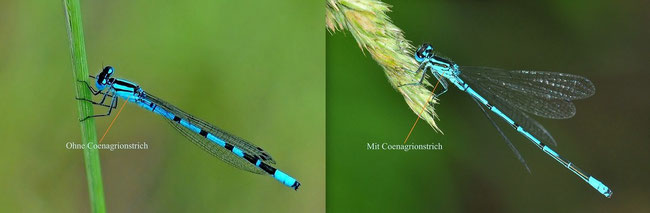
77 66 300 190
402 43 611 197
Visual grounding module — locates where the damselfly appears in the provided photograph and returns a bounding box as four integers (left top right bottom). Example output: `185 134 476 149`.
403 43 611 197
77 66 301 190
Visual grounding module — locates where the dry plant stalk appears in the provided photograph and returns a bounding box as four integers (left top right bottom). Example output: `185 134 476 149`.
326 0 441 132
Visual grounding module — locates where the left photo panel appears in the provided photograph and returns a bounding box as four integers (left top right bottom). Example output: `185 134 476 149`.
0 0 324 212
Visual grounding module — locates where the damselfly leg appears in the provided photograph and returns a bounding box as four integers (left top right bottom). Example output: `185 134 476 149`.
76 78 119 121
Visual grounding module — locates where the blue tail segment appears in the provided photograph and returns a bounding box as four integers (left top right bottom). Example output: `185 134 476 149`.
407 44 611 197
588 177 613 197
80 66 300 190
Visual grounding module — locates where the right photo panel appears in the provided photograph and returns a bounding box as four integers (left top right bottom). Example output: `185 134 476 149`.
326 0 649 211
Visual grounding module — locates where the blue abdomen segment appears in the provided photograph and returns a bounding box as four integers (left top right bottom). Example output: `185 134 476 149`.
588 177 613 197
206 134 226 147
273 169 300 189
257 161 301 190
180 119 201 134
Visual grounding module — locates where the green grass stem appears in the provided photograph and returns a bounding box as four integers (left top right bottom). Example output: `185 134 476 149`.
63 0 107 212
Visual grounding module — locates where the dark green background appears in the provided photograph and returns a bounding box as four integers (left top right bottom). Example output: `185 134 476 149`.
0 0 323 212
327 0 649 212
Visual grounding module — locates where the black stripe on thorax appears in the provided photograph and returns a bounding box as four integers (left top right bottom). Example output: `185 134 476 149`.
432 55 453 67
114 87 131 92
113 79 137 88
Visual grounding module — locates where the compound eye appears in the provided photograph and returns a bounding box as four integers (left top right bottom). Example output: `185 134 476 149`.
414 50 425 62
414 44 431 62
96 66 114 86
103 66 114 75
423 44 434 56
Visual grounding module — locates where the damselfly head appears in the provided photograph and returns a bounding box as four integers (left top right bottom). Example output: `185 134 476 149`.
415 43 434 62
95 66 115 90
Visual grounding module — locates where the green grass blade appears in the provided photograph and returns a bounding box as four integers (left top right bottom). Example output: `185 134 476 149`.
63 0 107 212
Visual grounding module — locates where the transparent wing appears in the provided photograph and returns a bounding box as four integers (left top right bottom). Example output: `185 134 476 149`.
473 98 530 172
460 72 559 146
459 66 595 119
167 118 267 174
144 93 275 174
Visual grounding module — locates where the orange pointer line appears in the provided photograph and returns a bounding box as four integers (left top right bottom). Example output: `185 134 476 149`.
98 97 130 144
403 79 441 144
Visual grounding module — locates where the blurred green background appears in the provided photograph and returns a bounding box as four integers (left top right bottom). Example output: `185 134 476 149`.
0 0 323 212
327 0 649 212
